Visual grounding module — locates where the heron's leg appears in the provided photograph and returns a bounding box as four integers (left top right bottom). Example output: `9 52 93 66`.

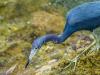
64 34 96 71
92 28 100 51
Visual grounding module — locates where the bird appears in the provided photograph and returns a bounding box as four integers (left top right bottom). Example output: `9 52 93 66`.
25 1 100 68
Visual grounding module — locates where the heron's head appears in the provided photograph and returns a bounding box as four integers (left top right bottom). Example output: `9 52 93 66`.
25 36 45 68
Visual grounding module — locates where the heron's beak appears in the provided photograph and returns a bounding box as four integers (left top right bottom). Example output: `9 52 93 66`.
25 48 38 68
25 59 30 68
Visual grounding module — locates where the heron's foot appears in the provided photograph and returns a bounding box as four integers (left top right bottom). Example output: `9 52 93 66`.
63 38 96 72
71 57 78 71
95 43 100 51
92 39 100 52
64 56 78 71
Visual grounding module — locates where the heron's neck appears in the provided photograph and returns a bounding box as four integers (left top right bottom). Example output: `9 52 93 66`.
43 26 75 44
43 31 74 44
58 29 75 43
43 34 60 43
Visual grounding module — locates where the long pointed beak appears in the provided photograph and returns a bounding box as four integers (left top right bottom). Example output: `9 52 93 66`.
25 59 30 68
25 48 38 68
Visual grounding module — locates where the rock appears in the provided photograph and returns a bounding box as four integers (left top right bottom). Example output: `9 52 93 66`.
35 59 58 75
0 64 17 75
6 64 17 75
48 59 57 65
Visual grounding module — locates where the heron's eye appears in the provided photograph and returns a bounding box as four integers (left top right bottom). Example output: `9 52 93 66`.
35 47 38 50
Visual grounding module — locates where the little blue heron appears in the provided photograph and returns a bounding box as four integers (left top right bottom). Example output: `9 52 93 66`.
25 1 100 68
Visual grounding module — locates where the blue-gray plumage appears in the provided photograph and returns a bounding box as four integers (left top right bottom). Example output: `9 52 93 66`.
25 1 100 68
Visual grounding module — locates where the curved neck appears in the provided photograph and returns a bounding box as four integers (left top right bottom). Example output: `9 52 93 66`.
42 31 74 44
43 34 60 43
43 26 75 44
58 29 75 43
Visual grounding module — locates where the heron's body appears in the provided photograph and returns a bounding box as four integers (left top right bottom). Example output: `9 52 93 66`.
25 1 100 68
61 1 100 42
67 1 100 28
